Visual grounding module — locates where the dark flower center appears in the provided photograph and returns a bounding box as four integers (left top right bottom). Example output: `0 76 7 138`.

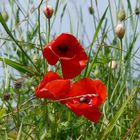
58 44 68 54
79 97 90 103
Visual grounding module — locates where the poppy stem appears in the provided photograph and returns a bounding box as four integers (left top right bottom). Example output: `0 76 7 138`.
47 18 51 43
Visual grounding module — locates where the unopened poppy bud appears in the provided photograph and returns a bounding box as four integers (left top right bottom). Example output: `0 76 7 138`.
43 5 54 18
135 7 140 15
1 11 9 22
117 10 126 21
115 24 125 39
3 93 10 101
94 66 99 77
108 60 117 70
14 79 22 89
88 6 94 15
33 54 39 64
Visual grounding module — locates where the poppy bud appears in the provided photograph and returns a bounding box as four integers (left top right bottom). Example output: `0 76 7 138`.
14 79 22 89
33 54 39 64
135 7 140 15
108 60 117 70
3 93 10 101
117 10 126 21
1 11 9 22
88 6 94 15
43 5 54 19
94 66 99 77
115 24 125 39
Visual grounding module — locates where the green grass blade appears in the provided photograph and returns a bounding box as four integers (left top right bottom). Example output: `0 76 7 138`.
0 57 40 76
89 6 108 54
84 7 108 76
99 83 139 140
16 121 23 140
0 13 39 72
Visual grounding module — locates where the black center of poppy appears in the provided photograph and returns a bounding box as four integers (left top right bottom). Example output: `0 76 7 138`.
58 44 68 54
79 97 90 103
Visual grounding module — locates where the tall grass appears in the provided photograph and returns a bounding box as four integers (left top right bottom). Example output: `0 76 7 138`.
0 0 140 139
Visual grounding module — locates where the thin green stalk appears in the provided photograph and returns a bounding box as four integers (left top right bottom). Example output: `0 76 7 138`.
0 13 40 73
47 19 51 43
120 38 123 66
37 0 43 49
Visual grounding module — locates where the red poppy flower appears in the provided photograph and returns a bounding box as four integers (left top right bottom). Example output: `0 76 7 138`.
64 78 107 123
35 71 71 100
43 33 88 79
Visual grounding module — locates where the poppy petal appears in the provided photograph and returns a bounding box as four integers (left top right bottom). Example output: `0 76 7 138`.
43 44 58 65
50 33 77 59
65 78 107 106
46 79 71 99
35 71 62 99
60 44 88 79
35 87 55 99
83 107 102 123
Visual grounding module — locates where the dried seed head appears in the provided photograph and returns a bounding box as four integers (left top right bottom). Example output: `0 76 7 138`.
3 93 10 101
135 8 140 15
14 79 22 89
117 10 126 21
1 11 9 22
108 60 118 70
115 24 125 39
43 5 54 19
88 6 94 15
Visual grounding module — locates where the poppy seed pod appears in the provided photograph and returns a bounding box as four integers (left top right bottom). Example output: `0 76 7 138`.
33 54 39 64
117 10 126 21
135 7 140 15
108 60 117 70
88 6 94 15
3 93 10 101
115 24 125 39
43 5 54 19
14 79 22 89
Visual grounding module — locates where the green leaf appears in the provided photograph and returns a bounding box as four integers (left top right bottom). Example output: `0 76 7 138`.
0 12 39 72
0 57 40 76
16 121 23 140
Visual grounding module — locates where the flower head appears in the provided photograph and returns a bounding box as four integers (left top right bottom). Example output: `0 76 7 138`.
43 5 54 19
43 33 88 79
115 24 125 39
117 10 126 21
64 78 107 123
35 71 70 100
108 60 118 70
